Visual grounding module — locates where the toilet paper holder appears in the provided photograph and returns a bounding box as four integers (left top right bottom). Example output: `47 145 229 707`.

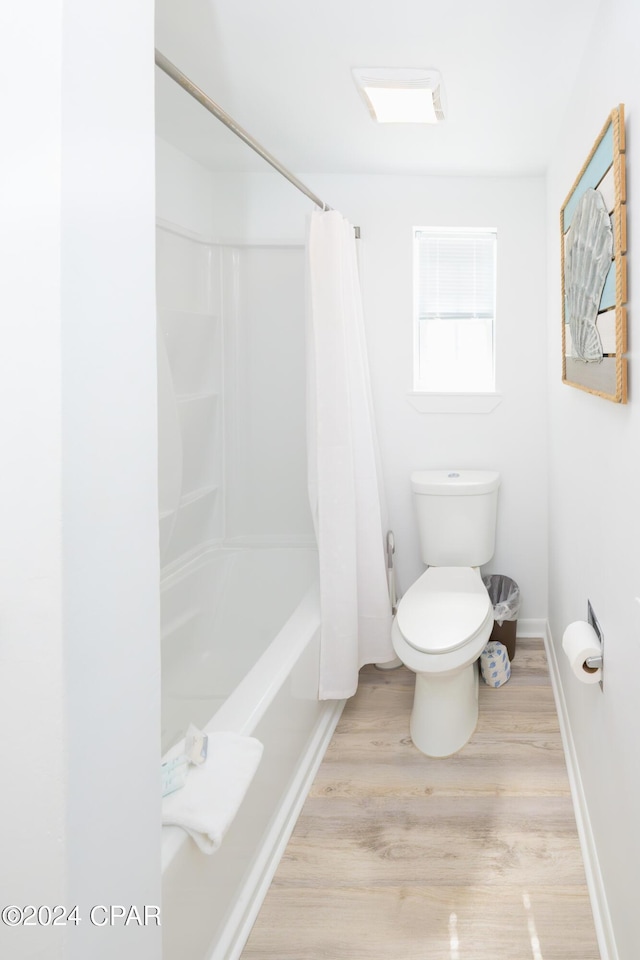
586 600 604 689
562 604 605 691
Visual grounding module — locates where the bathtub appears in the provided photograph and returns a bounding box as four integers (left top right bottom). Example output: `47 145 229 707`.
160 545 344 960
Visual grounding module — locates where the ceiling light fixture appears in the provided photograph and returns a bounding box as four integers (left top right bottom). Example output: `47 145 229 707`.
352 67 446 124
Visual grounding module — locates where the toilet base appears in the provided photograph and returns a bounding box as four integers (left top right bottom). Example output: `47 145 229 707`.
410 662 479 758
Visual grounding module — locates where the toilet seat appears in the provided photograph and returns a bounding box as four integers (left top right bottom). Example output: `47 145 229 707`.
396 566 492 655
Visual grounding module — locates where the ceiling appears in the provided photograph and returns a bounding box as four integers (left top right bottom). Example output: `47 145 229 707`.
155 0 602 177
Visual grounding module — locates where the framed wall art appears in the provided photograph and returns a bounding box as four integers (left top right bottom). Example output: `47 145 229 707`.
561 104 627 403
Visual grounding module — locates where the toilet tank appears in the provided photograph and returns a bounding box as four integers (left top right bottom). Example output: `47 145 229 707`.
411 470 500 567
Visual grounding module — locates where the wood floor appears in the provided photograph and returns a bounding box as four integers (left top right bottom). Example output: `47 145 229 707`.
242 639 600 960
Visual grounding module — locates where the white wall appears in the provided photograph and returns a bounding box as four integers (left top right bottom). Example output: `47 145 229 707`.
0 5 66 957
546 0 640 955
156 137 217 236
156 136 250 240
62 6 161 956
240 173 549 622
1 4 161 959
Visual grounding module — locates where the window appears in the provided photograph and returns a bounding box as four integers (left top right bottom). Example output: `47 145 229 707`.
413 227 497 393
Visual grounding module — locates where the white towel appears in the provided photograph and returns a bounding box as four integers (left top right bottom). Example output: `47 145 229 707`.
162 731 264 854
480 641 511 688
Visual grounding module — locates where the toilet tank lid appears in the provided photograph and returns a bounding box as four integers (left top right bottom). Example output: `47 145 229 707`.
411 470 501 496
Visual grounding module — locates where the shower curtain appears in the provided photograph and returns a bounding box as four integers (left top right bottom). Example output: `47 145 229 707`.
306 209 394 700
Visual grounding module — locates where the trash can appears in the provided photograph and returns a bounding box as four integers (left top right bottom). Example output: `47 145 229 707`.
482 575 520 661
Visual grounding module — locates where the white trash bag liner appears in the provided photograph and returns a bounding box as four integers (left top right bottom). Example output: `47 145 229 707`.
482 574 521 626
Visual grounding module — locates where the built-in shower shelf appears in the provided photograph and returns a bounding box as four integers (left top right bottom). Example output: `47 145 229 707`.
179 484 219 508
161 607 200 642
158 484 219 520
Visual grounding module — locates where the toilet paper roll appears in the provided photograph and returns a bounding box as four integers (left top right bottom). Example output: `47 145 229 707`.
480 641 511 687
561 620 602 684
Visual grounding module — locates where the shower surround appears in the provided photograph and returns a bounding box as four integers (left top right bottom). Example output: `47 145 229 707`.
156 217 343 959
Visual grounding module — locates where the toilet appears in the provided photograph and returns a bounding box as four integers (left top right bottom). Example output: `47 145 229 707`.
392 469 500 758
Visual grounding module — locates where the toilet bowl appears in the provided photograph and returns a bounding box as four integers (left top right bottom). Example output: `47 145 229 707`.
392 566 494 757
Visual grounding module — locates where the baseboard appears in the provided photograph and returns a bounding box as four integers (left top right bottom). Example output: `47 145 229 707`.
543 622 618 960
516 617 546 638
214 698 345 960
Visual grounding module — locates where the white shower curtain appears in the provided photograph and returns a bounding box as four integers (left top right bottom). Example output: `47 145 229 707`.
306 209 394 700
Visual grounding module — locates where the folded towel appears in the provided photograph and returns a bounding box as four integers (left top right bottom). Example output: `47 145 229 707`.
480 640 511 688
162 731 264 854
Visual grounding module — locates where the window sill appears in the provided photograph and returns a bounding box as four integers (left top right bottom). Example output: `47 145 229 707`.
406 391 503 414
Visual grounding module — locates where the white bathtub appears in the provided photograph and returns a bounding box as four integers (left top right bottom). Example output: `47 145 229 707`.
160 546 343 960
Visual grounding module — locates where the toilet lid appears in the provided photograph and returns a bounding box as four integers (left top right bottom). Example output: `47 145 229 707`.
396 567 492 654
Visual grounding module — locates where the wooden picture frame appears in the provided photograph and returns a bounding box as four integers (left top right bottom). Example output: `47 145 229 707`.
561 104 627 403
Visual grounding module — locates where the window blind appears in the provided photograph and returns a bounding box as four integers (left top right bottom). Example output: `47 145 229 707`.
413 227 497 393
415 229 496 320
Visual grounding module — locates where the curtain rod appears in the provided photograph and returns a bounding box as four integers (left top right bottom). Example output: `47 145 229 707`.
155 49 332 213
